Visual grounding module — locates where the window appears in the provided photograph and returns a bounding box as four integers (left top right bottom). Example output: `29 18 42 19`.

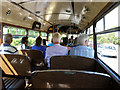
105 6 118 30
40 32 47 39
88 35 94 48
97 32 119 75
87 28 90 35
3 26 26 47
89 25 93 34
68 34 78 39
28 30 40 46
96 18 104 32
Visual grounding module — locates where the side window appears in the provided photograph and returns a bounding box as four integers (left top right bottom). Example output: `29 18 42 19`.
28 30 39 46
96 5 120 75
105 6 118 30
40 32 47 39
3 26 26 47
97 32 119 74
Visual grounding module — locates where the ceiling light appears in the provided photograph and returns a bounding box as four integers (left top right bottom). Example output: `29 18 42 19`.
28 16 33 20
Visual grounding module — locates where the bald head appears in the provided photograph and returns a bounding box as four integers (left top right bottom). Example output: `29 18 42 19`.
52 32 61 43
4 34 13 44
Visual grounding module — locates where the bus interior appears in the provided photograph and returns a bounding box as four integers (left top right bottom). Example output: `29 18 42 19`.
0 0 120 89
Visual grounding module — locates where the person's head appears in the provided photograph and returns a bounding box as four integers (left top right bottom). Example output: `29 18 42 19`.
71 36 73 39
21 37 28 45
43 39 46 46
63 37 68 46
73 37 78 45
4 34 13 44
77 34 89 46
35 36 42 46
52 32 61 44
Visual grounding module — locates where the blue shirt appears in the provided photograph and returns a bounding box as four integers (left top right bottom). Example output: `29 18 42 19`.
69 45 94 58
31 45 46 58
48 43 54 46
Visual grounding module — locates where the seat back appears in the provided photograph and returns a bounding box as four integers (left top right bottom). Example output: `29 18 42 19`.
18 50 44 66
50 56 96 71
0 54 31 76
3 77 25 89
32 70 112 88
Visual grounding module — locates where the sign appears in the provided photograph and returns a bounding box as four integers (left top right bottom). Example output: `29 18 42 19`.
32 21 41 30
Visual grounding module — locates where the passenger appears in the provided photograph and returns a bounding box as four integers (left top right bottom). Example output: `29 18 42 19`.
72 37 79 47
63 37 71 50
17 37 30 50
69 34 94 58
45 32 68 68
31 36 46 58
48 39 54 46
0 34 18 54
43 39 46 46
68 36 74 46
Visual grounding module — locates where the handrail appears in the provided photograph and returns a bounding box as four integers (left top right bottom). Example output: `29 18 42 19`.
97 58 120 86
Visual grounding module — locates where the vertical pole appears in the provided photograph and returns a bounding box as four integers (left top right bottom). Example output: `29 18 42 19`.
26 29 28 37
86 28 88 34
103 17 105 31
0 23 3 45
0 23 1 45
93 22 97 59
47 32 49 41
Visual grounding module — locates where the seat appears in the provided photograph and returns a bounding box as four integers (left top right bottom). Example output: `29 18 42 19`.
18 50 47 70
50 55 96 71
0 54 31 76
31 70 112 88
3 77 25 89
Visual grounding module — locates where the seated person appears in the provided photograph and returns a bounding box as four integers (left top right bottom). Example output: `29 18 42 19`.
63 37 71 50
43 39 46 46
45 32 68 68
31 36 46 58
72 37 79 47
0 34 18 54
69 34 94 58
17 37 30 50
48 39 54 46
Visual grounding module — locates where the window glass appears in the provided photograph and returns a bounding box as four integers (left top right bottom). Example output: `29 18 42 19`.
61 33 67 39
40 32 47 39
68 34 78 39
83 30 86 34
28 30 40 46
89 25 93 34
105 6 118 30
11 36 24 46
97 32 120 75
28 30 39 36
3 26 26 47
96 18 104 32
87 28 90 35
88 35 94 48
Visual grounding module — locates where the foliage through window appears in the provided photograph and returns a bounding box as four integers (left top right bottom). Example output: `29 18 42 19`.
28 30 40 46
3 26 26 47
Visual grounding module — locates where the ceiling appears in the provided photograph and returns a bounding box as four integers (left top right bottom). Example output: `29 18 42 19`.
0 0 110 32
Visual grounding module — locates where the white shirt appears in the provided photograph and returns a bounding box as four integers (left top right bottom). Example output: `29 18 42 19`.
0 43 18 54
45 44 68 68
